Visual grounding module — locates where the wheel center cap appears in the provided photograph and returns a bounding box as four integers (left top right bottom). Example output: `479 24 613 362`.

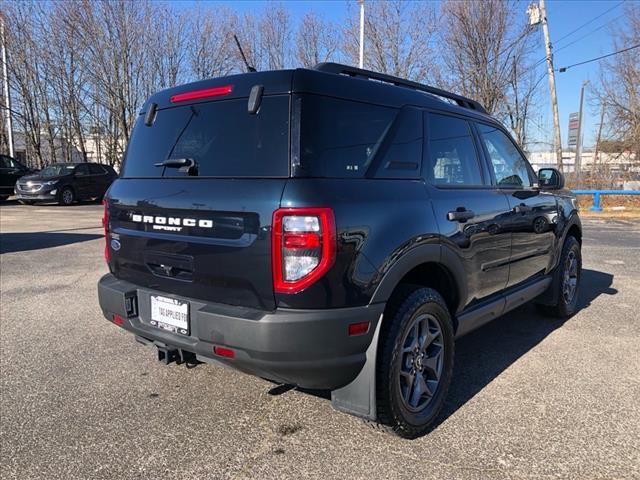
415 355 423 370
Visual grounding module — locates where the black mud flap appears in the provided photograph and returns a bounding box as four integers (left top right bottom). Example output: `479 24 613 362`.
330 313 383 421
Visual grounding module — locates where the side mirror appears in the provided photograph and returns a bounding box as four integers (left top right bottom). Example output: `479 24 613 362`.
538 168 564 190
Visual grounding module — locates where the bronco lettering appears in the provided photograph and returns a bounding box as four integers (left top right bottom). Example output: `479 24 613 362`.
130 213 213 229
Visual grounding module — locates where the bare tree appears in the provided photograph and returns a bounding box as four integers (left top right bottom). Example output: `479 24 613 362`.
295 11 340 67
0 10 8 155
504 63 545 150
234 13 263 71
343 0 439 83
594 3 640 155
45 1 94 162
187 6 235 80
440 0 540 150
3 1 51 166
260 3 291 70
146 6 187 89
67 0 154 165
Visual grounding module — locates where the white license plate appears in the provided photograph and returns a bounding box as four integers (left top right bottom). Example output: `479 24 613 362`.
150 295 189 335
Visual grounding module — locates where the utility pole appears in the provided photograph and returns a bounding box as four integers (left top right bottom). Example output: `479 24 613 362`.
1 16 15 157
593 105 605 188
539 0 563 170
358 0 365 69
575 81 587 183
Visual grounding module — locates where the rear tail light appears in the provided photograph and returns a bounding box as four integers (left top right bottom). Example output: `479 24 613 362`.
102 200 110 263
272 208 336 294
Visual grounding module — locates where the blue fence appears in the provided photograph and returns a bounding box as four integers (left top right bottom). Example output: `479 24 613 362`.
572 189 640 212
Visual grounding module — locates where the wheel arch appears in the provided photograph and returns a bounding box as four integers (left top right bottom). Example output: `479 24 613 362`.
370 244 467 320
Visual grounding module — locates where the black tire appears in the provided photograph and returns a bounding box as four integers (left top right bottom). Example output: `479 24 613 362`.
538 236 581 318
0 195 9 202
58 187 74 206
375 285 454 438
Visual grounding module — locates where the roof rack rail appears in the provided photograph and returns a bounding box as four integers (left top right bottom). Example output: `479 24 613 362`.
313 62 487 114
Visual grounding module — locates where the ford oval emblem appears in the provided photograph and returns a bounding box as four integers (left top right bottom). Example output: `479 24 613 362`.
110 239 121 251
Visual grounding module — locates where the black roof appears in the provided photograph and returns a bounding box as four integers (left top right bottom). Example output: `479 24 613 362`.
142 63 493 122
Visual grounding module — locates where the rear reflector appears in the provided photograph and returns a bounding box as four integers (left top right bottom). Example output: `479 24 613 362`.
213 346 235 359
113 314 124 326
348 322 370 336
170 85 233 103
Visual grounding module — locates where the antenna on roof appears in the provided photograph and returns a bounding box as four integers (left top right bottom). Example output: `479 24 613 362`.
233 35 257 73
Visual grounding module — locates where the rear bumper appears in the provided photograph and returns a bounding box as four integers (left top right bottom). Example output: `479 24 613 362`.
97 274 384 389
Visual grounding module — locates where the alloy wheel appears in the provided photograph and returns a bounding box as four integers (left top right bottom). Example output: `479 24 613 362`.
62 189 73 205
398 313 444 412
562 250 578 303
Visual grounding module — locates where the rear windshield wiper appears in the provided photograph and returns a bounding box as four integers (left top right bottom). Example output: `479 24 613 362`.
154 158 198 176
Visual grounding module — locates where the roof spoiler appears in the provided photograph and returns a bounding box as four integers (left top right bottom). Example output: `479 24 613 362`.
313 62 487 114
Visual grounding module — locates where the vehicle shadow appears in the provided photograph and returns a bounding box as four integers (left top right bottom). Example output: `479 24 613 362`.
297 269 616 426
0 198 99 207
0 231 103 254
435 268 616 429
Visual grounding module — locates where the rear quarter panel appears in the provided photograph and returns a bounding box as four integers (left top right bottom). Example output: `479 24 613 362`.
278 178 438 309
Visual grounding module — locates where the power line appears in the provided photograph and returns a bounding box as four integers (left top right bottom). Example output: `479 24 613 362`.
522 8 627 79
554 13 624 56
512 12 629 84
558 43 640 72
554 0 625 46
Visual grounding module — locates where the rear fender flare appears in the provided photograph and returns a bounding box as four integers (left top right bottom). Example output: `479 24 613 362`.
370 243 467 314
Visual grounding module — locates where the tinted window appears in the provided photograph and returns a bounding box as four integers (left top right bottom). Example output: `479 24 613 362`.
425 113 484 186
89 163 106 175
477 124 532 187
75 164 90 176
122 96 289 178
39 164 76 177
374 107 423 179
1 156 18 169
297 95 396 177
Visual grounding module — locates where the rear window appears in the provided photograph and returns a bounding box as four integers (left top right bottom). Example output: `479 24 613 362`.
122 96 290 178
89 164 106 175
296 95 397 178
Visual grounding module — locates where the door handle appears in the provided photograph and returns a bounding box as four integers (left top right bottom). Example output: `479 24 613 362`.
514 204 532 213
447 209 475 222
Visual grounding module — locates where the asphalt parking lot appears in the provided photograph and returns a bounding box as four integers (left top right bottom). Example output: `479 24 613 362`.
1 201 639 480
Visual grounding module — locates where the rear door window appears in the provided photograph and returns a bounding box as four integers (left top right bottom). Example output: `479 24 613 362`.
424 113 485 186
75 164 90 176
122 96 290 178
296 95 397 178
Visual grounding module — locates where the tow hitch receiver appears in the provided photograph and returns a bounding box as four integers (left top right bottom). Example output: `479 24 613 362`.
156 346 201 367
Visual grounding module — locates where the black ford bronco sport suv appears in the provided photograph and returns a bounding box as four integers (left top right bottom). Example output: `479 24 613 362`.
98 63 582 438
